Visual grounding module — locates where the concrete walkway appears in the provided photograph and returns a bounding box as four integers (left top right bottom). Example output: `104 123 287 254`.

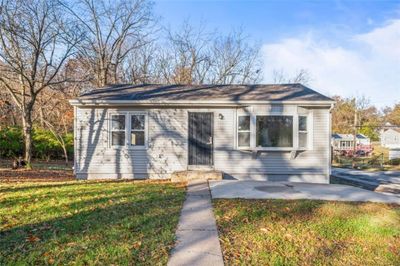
168 180 224 266
209 180 400 204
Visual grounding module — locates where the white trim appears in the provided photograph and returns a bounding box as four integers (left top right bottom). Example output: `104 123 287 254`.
73 106 77 174
237 115 251 149
108 111 148 149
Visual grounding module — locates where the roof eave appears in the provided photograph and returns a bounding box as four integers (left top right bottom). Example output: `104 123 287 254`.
69 99 335 107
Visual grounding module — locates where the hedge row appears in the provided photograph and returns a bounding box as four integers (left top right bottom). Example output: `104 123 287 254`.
0 127 73 160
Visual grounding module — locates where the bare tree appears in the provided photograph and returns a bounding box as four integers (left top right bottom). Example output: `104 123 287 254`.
122 42 159 84
160 21 212 84
0 0 82 167
209 30 262 84
272 68 312 85
156 21 262 85
64 0 155 87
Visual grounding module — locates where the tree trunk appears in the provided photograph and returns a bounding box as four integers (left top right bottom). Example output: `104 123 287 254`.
62 144 69 166
22 113 33 169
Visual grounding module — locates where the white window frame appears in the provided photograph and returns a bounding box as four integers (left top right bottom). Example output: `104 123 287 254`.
237 115 251 149
129 112 148 149
110 113 127 148
235 107 313 151
109 111 148 149
298 115 308 150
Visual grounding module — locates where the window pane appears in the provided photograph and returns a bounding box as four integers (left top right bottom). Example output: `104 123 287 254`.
299 132 308 148
131 115 145 130
112 115 125 130
238 132 250 147
131 131 145 146
299 116 307 131
112 132 125 146
256 116 293 147
238 116 250 131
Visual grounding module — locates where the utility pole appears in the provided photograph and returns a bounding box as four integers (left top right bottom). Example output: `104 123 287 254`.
352 99 358 168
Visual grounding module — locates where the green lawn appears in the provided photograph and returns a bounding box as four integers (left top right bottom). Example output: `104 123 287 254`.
0 180 186 265
214 199 400 266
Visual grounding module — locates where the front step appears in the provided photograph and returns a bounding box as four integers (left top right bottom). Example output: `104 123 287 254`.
170 170 223 182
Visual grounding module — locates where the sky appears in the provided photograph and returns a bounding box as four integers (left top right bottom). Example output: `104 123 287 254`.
154 0 400 108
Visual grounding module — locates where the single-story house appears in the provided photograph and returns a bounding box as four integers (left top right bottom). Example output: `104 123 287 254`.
331 133 371 150
380 127 400 149
69 83 334 183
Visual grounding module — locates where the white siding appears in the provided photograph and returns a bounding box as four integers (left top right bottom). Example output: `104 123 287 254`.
74 105 331 182
381 129 400 148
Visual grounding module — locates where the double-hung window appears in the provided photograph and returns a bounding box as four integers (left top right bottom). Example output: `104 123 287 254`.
298 116 308 149
110 112 147 148
237 116 251 148
131 114 145 146
111 114 126 146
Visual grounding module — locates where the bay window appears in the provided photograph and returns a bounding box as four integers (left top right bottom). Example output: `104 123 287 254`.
237 112 311 150
256 116 293 148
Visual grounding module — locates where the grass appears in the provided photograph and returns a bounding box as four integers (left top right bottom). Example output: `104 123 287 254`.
0 159 73 171
0 180 186 265
214 199 400 266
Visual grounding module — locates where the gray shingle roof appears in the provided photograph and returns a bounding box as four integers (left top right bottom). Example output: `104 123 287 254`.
74 83 333 103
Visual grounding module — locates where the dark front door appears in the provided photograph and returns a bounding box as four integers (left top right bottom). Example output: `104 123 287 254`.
188 112 213 166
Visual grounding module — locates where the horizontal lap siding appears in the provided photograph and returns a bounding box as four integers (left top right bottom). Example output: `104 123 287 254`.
75 108 188 177
75 106 330 180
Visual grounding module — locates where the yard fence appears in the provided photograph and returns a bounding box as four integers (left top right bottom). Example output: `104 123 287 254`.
333 153 399 169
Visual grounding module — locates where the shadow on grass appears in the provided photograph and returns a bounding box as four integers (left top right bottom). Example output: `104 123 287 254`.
0 179 167 193
0 186 185 265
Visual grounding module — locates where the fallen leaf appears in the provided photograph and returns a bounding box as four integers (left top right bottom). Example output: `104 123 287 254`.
26 234 40 243
132 241 142 249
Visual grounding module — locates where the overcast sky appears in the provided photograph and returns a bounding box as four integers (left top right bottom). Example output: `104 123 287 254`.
154 0 400 108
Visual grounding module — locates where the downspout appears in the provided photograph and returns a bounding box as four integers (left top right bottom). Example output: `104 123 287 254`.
328 103 334 178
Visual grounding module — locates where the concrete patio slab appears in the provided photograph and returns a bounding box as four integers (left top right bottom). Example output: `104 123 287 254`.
209 180 400 204
168 180 224 266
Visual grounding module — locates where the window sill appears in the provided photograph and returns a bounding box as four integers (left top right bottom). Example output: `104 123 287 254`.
110 146 147 150
238 147 308 152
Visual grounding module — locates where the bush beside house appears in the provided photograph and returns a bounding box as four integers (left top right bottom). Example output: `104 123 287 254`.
0 127 73 162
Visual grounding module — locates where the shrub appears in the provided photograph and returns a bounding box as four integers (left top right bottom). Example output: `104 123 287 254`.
387 158 400 166
0 126 23 158
32 128 63 160
0 126 74 160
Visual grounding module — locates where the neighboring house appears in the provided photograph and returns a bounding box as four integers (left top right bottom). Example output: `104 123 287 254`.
380 127 400 148
331 133 372 156
331 133 371 150
69 83 334 183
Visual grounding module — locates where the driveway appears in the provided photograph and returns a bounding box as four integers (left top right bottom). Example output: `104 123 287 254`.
332 167 400 184
209 180 400 204
332 167 400 193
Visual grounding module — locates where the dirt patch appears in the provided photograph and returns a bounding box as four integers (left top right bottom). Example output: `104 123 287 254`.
0 169 74 182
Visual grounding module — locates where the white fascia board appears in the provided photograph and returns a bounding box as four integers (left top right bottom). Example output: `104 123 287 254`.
69 99 334 107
